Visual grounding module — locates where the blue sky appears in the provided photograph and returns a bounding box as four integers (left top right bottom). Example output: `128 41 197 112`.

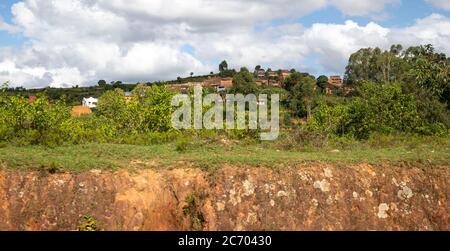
0 0 449 87
0 0 23 46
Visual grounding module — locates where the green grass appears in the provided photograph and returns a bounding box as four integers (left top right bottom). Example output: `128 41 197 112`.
0 137 449 172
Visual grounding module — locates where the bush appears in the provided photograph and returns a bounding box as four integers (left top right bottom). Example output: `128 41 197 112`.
308 82 448 139
176 139 188 153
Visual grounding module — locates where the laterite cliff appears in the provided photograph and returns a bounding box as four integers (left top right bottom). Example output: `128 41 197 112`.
0 163 448 230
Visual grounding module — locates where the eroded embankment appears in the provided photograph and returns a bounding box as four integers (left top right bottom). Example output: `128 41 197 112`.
0 163 448 230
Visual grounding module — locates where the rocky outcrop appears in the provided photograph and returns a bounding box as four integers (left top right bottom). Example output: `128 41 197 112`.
0 163 448 230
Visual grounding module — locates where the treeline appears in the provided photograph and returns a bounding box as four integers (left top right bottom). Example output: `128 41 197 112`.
345 44 449 105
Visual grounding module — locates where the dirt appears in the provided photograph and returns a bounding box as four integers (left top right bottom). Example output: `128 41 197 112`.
0 163 448 230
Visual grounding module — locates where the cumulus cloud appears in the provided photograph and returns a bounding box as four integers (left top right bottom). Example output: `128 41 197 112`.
0 16 19 33
329 0 400 16
426 0 450 11
0 0 449 88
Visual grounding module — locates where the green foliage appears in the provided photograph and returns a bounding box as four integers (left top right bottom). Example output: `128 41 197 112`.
0 84 177 146
176 139 188 153
285 73 318 118
98 80 107 88
345 44 449 102
0 94 71 146
219 60 228 73
95 84 175 135
317 75 329 89
78 215 100 231
183 193 205 231
230 67 259 95
309 82 447 139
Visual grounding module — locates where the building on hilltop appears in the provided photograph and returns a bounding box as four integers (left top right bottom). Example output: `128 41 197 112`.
82 97 98 109
255 69 266 78
267 70 278 78
280 70 291 80
327 76 343 87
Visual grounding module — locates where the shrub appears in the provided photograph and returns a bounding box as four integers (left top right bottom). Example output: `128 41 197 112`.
176 139 188 152
308 82 448 139
78 215 100 231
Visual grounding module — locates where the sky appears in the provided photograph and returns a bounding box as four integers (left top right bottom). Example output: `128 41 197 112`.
0 0 449 88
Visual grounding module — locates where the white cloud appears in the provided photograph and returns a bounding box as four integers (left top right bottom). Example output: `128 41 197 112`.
0 0 449 88
0 16 19 33
329 0 400 16
426 0 450 11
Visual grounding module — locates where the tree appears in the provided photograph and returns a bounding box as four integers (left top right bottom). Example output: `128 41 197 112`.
255 65 261 71
288 76 317 120
345 48 376 86
96 89 128 124
98 80 107 88
283 72 303 92
190 72 194 78
112 81 122 89
403 45 449 100
299 78 317 120
1 81 9 92
219 60 228 73
231 67 259 95
317 75 329 90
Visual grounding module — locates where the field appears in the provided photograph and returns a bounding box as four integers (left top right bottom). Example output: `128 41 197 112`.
1 135 448 172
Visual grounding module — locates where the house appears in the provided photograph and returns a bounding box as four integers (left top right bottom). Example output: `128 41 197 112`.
255 69 266 78
267 70 278 78
323 85 338 95
220 78 233 88
71 106 92 117
82 97 98 109
280 70 291 80
255 78 269 86
327 76 343 87
202 78 233 90
268 79 282 87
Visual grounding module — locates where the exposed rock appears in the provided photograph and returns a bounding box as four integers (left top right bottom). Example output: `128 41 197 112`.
314 179 331 193
0 163 448 230
398 184 414 201
324 168 333 178
377 203 390 219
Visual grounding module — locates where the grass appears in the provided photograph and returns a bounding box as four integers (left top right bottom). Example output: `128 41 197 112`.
0 136 449 172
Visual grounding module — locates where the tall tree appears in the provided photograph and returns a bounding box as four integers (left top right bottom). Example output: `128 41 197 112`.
285 73 318 119
231 67 259 95
98 80 107 88
219 60 228 73
317 75 329 89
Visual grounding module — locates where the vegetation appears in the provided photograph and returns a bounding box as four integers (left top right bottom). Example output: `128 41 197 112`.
0 134 448 172
183 193 206 231
0 44 449 171
78 215 100 231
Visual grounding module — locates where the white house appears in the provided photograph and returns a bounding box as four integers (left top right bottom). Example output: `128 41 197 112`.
82 97 98 109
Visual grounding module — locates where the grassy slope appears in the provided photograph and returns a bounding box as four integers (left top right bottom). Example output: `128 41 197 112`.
0 138 449 172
